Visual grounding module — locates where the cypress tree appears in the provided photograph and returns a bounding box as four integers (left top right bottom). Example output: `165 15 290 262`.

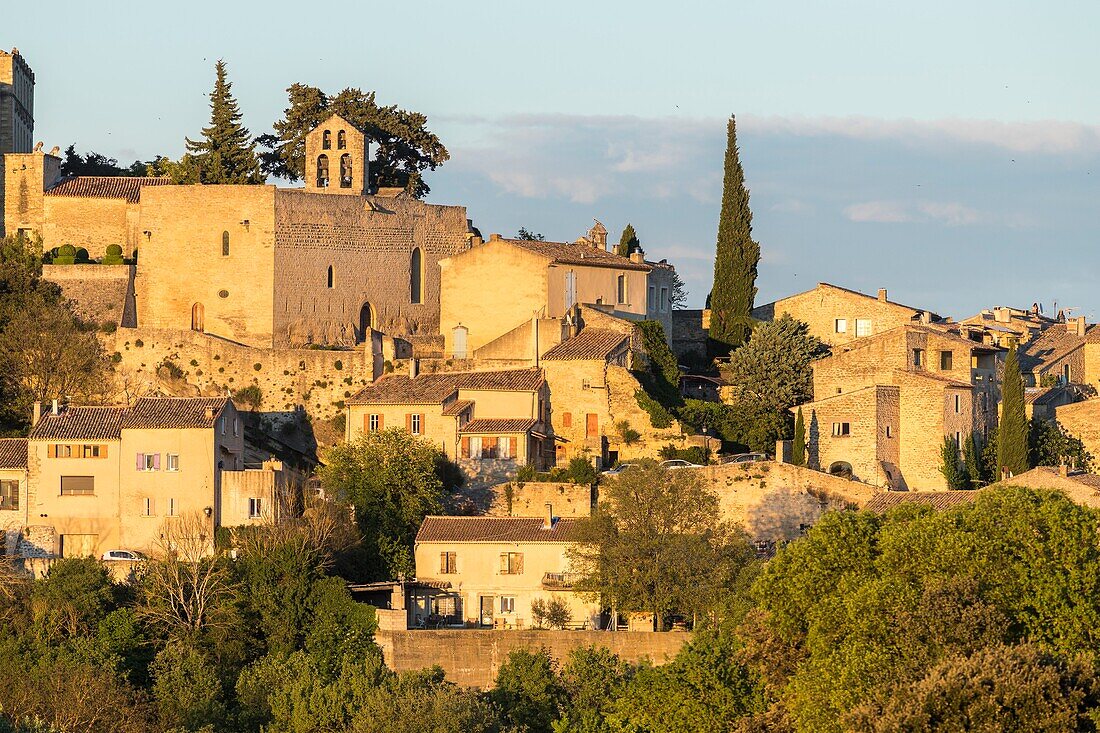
791 406 806 466
617 224 640 257
997 346 1029 478
185 60 263 184
939 436 967 489
962 432 981 488
709 115 760 356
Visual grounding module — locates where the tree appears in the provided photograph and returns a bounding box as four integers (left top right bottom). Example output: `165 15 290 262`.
183 60 263 184
491 648 564 733
530 596 572 629
939 436 967 489
962 431 982 488
350 671 500 733
59 145 147 177
556 647 631 732
568 462 753 628
30 558 118 642
150 643 227 731
708 115 761 355
617 224 640 257
318 429 455 579
792 407 806 466
998 346 1029 478
258 83 449 198
1029 419 1093 471
668 268 689 311
634 320 682 408
516 228 545 241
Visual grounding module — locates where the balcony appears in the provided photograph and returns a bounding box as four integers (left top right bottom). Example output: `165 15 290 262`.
542 572 582 590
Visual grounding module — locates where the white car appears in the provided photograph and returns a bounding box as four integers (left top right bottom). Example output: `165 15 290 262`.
660 459 705 470
601 463 638 476
723 452 769 464
102 550 145 562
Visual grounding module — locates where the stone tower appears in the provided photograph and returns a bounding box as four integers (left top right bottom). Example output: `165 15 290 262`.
0 47 34 154
303 113 369 196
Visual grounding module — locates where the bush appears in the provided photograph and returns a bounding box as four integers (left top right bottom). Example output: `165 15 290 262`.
531 597 572 629
111 351 122 363
658 444 709 464
566 457 598 485
253 362 263 371
635 390 674 428
100 321 117 334
616 420 641 445
53 244 77 265
101 244 125 265
233 384 263 410
134 339 143 348
334 360 343 371
157 359 184 380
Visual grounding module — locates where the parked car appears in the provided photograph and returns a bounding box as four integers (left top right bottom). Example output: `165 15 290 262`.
660 459 705 470
102 550 145 562
723 452 769 464
601 463 638 476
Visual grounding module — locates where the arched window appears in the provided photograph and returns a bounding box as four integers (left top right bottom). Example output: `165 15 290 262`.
191 303 204 332
327 265 335 289
316 155 329 188
410 247 423 304
339 154 353 188
221 231 230 257
337 130 347 149
322 130 332 150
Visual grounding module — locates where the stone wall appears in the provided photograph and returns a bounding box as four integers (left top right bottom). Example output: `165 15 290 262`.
376 629 689 688
42 263 135 327
670 309 707 361
485 481 594 518
803 386 892 485
1054 399 1100 462
42 194 137 259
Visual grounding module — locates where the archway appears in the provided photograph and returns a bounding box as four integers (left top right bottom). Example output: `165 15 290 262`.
410 247 423 304
191 303 205 332
828 461 852 478
359 303 375 341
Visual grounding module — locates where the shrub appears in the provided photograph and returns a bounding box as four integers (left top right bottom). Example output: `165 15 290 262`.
567 457 598 485
100 321 117 334
516 464 538 482
658 444 708 464
189 359 199 367
253 362 262 371
635 390 674 428
234 384 263 410
110 351 122 363
334 360 343 370
53 244 77 265
157 359 184 380
616 420 641 445
134 339 144 348
531 596 572 629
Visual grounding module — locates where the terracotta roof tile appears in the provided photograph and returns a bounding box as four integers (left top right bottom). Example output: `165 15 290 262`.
1019 325 1100 372
542 329 629 361
416 516 579 543
500 238 651 271
442 400 474 417
459 418 537 434
29 406 127 441
45 176 172 204
348 368 544 405
122 397 230 429
863 490 981 513
0 439 27 470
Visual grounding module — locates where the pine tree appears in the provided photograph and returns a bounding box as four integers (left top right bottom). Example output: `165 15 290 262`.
940 436 967 489
997 346 1029 479
791 406 806 466
184 60 263 184
962 432 981 488
708 116 760 357
617 224 640 257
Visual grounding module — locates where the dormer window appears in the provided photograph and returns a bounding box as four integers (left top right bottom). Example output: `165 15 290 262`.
337 130 347 149
322 130 332 150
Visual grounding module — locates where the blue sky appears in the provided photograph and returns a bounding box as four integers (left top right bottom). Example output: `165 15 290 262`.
10 1 1100 316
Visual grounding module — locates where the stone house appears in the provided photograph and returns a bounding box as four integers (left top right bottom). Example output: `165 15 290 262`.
797 324 1003 490
0 47 34 157
959 305 1056 347
409 513 598 630
345 367 550 481
438 228 676 361
752 282 942 347
0 438 28 555
1017 316 1100 389
23 397 289 558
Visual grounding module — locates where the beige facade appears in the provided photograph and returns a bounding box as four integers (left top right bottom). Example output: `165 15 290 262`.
22 397 284 559
304 114 369 196
752 283 941 347
0 48 33 156
1018 317 1100 389
412 515 598 630
0 439 28 556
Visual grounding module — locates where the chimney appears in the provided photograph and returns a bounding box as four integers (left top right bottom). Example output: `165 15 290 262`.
489 233 502 242
203 406 215 421
543 502 554 530
920 311 931 325
877 288 887 302
532 315 540 366
51 398 59 416
409 358 419 378
629 251 645 264
994 307 1011 324
31 401 42 427
1067 316 1087 337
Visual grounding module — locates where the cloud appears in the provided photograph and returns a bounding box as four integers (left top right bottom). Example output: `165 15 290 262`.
842 199 1025 227
844 200 915 224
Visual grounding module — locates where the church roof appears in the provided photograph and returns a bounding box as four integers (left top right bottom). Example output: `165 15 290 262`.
45 176 173 204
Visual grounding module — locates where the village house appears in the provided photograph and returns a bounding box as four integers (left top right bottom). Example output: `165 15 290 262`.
345 366 550 482
22 397 289 559
409 511 598 630
752 283 943 347
0 438 28 555
796 323 1003 490
959 304 1056 347
1017 316 1100 389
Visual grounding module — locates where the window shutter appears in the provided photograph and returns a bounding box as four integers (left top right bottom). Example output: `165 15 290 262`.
419 414 426 432
153 453 161 470
440 552 447 573
378 414 384 430
406 414 412 432
136 453 144 470
499 553 508 573
461 437 470 458
48 445 55 458
515 554 524 574
100 445 108 459
510 437 518 457
563 412 572 428
364 414 371 432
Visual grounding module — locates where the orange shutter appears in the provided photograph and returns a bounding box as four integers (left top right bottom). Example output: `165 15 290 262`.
419 414 426 433
510 437 518 457
563 412 572 428
100 445 108 459
405 414 412 432
364 414 371 432
48 444 55 458
461 437 470 458
378 414 384 430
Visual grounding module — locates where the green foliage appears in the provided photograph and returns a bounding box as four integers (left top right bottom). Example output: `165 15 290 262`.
31 558 119 642
939 436 968 489
616 224 640 257
708 116 761 354
183 60 264 184
962 431 983 488
531 597 572 629
792 406 806 466
60 145 146 178
998 347 1029 478
318 429 452 579
634 390 674 428
566 457 598 485
151 643 227 731
492 648 564 733
233 384 263 410
555 647 631 732
516 228 545 241
1030 418 1093 471
634 321 682 408
1040 372 1062 388
657 444 708 465
615 420 641 446
349 669 501 733
258 83 449 198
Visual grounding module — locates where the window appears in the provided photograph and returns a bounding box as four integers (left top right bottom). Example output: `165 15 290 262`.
940 350 953 370
167 498 177 517
499 552 524 575
616 274 628 304
137 453 159 471
955 432 963 449
339 153 353 188
499 436 513 460
322 129 332 150
233 417 239 437
316 154 329 187
222 231 230 257
913 348 924 368
82 445 102 458
167 454 179 472
660 286 669 313
408 413 423 435
835 318 848 334
142 497 154 517
220 416 226 435
60 476 94 496
337 130 346 149
468 436 482 459
440 551 457 574
885 426 893 438
432 596 458 618
249 498 263 519
410 248 424 304
648 286 656 310
1064 364 1072 383
0 480 18 511
832 422 851 437
500 596 515 614
855 319 872 337
327 265 335 289
954 394 961 413
368 414 382 432
55 444 73 458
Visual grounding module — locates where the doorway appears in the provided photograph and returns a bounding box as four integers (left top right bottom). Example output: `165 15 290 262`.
191 302 204 332
479 596 495 627
359 303 374 341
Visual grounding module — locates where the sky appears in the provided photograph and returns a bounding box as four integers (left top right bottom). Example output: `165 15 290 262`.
9 1 1100 318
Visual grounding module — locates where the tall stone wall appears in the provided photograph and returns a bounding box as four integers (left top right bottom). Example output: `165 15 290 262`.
42 264 135 327
376 629 689 688
41 195 136 258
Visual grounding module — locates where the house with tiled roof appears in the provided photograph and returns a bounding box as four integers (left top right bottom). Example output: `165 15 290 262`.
409 510 598 630
346 366 550 483
1017 316 1100 389
0 438 28 555
20 396 289 561
959 305 1056 347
